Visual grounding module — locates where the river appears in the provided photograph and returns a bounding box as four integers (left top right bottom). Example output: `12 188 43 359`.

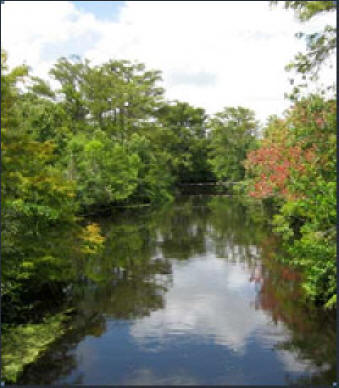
18 195 336 385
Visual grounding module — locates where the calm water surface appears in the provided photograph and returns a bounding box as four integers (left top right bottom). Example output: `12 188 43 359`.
20 196 336 385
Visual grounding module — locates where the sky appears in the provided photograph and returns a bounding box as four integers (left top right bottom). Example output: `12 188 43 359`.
1 1 336 124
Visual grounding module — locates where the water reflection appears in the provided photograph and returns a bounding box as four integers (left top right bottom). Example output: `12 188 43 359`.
130 256 268 352
18 196 336 385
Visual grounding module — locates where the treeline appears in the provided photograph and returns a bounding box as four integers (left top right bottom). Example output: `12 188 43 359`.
1 48 259 325
2 51 259 209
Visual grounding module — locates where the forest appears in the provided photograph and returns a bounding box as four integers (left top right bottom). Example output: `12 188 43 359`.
1 1 336 384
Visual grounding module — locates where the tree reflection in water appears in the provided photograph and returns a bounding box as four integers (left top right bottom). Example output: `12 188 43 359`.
15 196 336 385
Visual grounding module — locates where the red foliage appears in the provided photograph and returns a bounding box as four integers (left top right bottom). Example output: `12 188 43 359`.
245 130 317 200
244 97 335 201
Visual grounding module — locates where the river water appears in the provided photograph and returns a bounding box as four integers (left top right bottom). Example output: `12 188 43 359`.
19 196 336 385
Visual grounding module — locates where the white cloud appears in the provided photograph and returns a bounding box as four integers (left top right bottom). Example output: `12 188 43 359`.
129 254 328 379
123 368 198 385
1 1 336 123
130 256 271 353
277 349 330 374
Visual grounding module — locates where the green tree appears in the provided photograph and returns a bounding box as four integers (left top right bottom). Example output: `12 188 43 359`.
49 56 90 132
48 56 174 205
18 94 72 156
244 95 336 308
65 130 141 208
155 101 213 183
208 106 258 182
128 133 174 202
50 57 164 142
1 50 79 320
271 1 336 98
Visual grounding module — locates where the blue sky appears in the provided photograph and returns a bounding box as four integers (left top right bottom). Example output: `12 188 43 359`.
72 1 125 21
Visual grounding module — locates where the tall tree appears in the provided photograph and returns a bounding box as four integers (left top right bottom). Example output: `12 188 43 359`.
1 50 78 313
155 101 212 183
208 107 258 182
50 57 164 143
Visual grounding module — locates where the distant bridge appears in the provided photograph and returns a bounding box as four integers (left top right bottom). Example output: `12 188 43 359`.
178 181 242 187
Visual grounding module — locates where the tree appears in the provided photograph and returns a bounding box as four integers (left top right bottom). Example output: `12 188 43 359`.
46 56 174 204
49 56 90 131
18 94 72 156
208 106 258 182
127 133 174 202
1 50 76 231
50 57 164 143
271 1 336 99
1 50 79 320
155 101 213 183
64 130 141 208
244 95 336 308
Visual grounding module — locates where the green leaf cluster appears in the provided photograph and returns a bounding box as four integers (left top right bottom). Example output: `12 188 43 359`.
1 311 72 383
208 106 259 182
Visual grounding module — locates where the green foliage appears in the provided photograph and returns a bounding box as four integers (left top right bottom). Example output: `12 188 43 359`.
1 311 72 383
46 56 179 204
50 57 164 139
128 133 175 202
271 1 336 21
1 50 110 333
155 101 213 183
244 95 336 308
65 130 141 208
271 1 336 99
208 106 258 181
18 95 72 154
1 50 79 313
